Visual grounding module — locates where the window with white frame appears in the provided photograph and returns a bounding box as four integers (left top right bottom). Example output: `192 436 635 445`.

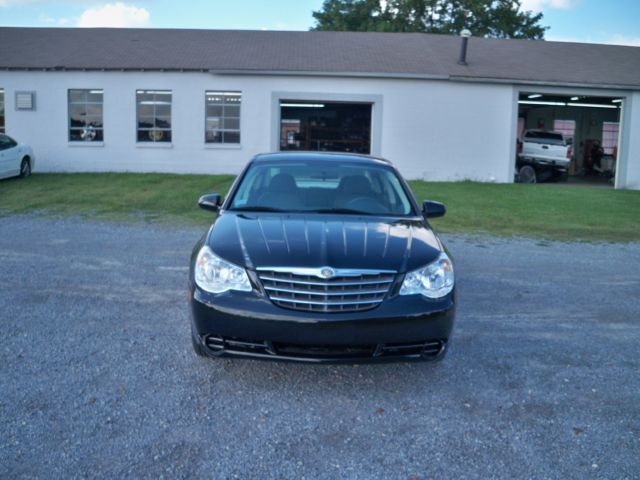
553 119 575 142
0 89 5 134
602 122 619 155
136 90 172 143
68 89 104 142
205 91 241 144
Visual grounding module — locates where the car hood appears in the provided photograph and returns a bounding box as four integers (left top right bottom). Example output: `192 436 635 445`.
207 213 442 273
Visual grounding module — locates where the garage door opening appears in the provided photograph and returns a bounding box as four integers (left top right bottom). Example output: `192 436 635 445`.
516 93 623 187
279 101 372 154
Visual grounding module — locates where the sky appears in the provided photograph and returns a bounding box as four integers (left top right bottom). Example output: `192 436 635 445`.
0 0 638 46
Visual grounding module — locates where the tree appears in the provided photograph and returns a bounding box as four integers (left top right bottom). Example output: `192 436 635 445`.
310 0 393 32
311 0 547 39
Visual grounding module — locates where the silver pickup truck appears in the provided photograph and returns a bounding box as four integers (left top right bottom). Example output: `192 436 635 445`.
516 130 572 183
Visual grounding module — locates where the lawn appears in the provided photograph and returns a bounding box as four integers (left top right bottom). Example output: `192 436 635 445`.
1 173 639 242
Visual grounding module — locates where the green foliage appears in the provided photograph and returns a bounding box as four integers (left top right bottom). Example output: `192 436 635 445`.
312 0 547 39
311 0 392 32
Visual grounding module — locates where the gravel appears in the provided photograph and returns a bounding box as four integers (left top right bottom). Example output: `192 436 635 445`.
1 215 639 479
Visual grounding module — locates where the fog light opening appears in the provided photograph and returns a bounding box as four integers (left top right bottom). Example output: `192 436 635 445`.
204 335 225 351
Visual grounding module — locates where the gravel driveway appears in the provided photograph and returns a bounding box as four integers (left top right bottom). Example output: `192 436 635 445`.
1 215 639 479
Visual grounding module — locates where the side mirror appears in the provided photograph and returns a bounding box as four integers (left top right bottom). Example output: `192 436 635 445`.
198 193 222 212
422 200 446 219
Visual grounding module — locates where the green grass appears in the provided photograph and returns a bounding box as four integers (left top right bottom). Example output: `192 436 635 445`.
1 173 639 242
409 180 640 242
0 173 236 226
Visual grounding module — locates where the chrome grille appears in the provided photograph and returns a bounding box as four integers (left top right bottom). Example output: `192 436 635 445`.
256 267 396 313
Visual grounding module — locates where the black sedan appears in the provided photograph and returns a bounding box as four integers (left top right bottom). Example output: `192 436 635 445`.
189 152 455 363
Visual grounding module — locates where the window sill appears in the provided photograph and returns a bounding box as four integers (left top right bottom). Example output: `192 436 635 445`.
204 143 242 150
136 143 173 149
68 142 105 148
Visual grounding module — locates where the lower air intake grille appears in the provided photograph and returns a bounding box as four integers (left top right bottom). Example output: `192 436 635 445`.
203 334 446 360
256 268 396 313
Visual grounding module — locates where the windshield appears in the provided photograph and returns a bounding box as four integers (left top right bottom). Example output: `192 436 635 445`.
524 131 566 146
229 161 415 216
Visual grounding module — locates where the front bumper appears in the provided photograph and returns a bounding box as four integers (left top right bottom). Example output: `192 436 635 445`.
518 154 570 168
190 287 455 363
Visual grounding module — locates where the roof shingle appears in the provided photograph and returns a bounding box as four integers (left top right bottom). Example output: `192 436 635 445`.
1 27 639 89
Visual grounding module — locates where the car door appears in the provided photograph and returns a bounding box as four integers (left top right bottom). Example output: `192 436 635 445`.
0 134 20 178
0 134 13 178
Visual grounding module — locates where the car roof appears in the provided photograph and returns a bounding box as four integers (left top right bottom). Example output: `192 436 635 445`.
252 151 392 166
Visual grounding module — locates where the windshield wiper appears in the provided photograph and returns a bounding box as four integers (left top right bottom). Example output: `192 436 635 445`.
231 206 375 215
310 208 373 215
230 205 287 212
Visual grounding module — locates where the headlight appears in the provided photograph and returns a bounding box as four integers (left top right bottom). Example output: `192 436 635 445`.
194 246 252 294
399 252 454 299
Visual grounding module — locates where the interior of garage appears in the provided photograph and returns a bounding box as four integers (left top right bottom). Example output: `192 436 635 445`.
517 92 622 186
279 101 372 154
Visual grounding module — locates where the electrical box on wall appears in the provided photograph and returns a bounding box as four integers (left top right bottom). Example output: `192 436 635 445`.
15 91 36 110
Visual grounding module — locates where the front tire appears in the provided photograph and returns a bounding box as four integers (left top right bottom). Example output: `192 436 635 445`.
518 165 536 184
19 158 31 178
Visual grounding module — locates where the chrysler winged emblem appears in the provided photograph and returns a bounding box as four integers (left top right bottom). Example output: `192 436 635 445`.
320 267 335 279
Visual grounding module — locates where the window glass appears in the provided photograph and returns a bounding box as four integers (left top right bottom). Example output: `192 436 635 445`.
0 89 5 134
602 122 619 155
137 90 172 143
230 160 414 216
524 130 565 145
0 134 16 150
205 91 241 144
0 134 10 150
553 119 576 143
68 89 104 142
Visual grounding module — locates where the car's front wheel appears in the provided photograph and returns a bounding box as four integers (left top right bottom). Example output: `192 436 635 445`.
518 165 536 184
19 158 31 178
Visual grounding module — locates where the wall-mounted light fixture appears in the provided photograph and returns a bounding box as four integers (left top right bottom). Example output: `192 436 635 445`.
518 100 566 106
280 103 325 108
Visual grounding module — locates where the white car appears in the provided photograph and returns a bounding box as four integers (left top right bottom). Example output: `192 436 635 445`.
0 133 35 180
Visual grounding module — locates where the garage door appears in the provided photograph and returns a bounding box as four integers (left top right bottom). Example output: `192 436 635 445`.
516 92 622 186
279 101 372 154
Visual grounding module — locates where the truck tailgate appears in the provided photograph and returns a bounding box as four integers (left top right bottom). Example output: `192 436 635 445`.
522 142 569 164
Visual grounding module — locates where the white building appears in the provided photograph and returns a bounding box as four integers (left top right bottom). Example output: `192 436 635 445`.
1 27 639 189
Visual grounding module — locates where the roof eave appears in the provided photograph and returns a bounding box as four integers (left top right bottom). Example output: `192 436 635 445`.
450 75 638 91
0 66 637 90
212 69 639 90
208 69 450 81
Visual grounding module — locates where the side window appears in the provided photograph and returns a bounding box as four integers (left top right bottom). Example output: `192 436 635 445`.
0 134 15 150
137 90 172 143
68 89 104 142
